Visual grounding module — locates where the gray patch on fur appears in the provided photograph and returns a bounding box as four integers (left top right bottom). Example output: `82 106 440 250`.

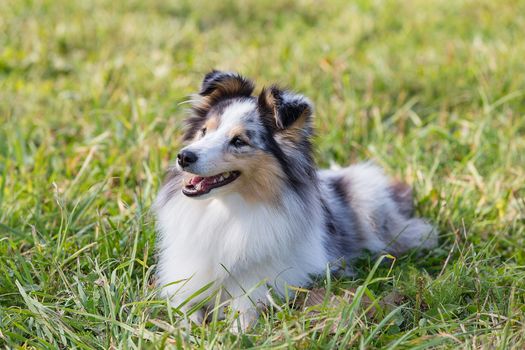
319 176 366 264
389 181 414 217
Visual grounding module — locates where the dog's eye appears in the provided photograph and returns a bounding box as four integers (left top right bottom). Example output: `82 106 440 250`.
230 136 248 148
201 128 207 137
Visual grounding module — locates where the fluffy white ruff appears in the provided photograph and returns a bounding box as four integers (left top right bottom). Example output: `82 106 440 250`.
155 189 327 327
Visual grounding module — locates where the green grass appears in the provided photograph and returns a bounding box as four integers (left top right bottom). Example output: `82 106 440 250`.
1 0 525 348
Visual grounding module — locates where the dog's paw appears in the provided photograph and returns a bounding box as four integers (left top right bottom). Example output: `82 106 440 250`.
178 306 205 329
229 309 258 334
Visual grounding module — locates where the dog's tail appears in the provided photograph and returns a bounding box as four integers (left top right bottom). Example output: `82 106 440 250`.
385 181 438 254
384 217 437 255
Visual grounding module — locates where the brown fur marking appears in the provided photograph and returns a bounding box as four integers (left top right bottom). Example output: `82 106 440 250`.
224 151 285 205
278 111 309 143
204 116 220 132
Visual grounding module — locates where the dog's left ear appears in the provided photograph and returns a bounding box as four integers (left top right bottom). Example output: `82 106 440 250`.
257 86 313 138
199 70 254 100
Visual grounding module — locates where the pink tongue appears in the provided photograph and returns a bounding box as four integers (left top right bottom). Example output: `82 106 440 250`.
190 176 203 185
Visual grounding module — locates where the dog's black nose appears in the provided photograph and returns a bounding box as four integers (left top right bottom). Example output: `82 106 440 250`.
177 150 198 168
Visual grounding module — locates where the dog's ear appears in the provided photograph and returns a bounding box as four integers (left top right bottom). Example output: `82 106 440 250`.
257 85 313 139
185 70 255 141
199 70 254 99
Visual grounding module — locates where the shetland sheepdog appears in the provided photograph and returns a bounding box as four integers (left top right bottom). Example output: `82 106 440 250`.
154 71 437 331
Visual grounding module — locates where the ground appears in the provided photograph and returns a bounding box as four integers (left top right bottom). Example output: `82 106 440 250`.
1 0 524 348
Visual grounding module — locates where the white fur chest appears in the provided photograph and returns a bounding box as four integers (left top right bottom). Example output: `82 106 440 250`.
154 190 328 305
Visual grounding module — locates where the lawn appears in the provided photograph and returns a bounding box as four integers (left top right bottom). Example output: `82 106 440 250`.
1 0 525 348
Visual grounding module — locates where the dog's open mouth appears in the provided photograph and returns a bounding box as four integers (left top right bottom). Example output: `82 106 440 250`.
182 171 241 197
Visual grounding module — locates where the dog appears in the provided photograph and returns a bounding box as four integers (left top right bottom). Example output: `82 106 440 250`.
154 70 437 331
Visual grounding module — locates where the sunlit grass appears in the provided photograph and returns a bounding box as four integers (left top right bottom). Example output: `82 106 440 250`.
1 0 524 348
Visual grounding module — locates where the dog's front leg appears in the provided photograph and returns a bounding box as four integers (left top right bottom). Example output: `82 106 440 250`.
223 275 269 333
229 297 259 333
177 303 206 328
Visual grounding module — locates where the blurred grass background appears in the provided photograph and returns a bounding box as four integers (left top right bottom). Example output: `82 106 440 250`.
1 0 524 348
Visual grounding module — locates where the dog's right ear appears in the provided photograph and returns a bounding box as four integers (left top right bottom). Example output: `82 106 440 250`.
185 70 255 141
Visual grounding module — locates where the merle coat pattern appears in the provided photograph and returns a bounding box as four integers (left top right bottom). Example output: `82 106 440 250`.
154 71 437 331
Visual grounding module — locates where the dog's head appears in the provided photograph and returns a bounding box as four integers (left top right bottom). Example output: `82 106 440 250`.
176 70 315 203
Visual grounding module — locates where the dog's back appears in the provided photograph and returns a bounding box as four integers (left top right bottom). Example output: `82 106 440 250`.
319 162 436 271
